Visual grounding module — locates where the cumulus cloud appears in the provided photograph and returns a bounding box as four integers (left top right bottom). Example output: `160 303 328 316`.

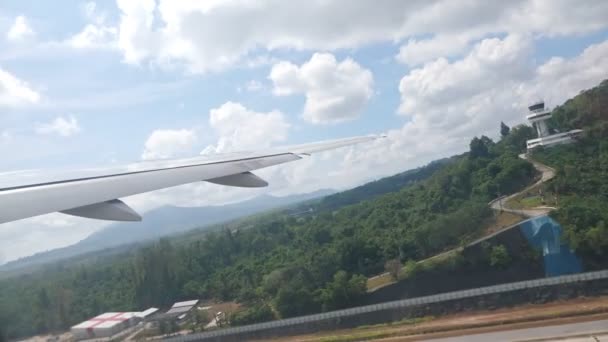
270 53 373 124
0 68 40 107
398 34 533 130
66 1 117 49
201 101 290 154
67 24 117 49
108 0 608 72
116 0 157 64
396 33 475 66
141 128 197 160
6 15 35 41
35 116 81 137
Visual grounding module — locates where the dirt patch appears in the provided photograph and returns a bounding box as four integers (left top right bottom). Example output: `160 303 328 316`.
266 296 608 342
483 211 526 235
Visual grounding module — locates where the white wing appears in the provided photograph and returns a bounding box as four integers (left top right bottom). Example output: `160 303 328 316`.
0 136 377 224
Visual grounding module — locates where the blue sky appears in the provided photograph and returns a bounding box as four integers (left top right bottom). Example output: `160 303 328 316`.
1 0 608 263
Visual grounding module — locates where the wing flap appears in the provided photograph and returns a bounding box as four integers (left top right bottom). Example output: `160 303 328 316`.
206 171 268 188
60 199 142 222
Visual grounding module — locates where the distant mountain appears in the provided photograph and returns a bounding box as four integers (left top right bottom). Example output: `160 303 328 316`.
0 189 333 273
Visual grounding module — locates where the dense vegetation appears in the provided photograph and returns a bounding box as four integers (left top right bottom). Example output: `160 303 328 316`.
533 79 608 269
0 119 538 339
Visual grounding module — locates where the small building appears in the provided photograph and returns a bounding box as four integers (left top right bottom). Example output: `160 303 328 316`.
136 307 159 320
70 312 140 341
165 299 199 319
166 299 198 316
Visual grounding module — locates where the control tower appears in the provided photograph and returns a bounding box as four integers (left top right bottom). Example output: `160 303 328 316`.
526 100 582 150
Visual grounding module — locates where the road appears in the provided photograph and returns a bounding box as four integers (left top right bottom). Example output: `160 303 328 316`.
427 318 608 341
488 154 556 218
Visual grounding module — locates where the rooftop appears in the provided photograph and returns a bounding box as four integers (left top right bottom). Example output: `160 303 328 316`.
171 299 199 308
71 312 138 329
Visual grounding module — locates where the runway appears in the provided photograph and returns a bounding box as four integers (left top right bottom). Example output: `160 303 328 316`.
427 318 608 341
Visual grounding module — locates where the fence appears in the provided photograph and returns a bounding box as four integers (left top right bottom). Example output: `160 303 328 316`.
166 270 608 342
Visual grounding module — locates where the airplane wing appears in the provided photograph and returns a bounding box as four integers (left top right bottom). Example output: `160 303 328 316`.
0 135 378 224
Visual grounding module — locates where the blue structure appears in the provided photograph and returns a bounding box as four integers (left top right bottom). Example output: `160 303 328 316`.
519 215 582 276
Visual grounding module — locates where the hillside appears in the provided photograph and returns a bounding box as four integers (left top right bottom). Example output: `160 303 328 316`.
1 80 606 341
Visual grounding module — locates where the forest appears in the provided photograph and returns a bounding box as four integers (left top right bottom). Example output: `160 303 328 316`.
1 80 606 340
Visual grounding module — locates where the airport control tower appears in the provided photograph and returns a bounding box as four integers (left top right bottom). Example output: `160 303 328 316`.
526 100 582 150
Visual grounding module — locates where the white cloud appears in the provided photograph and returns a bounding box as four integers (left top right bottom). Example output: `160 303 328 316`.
109 0 608 72
270 53 373 124
6 15 35 41
35 116 81 137
398 34 533 129
141 128 197 160
202 101 290 154
66 2 117 49
67 24 117 49
396 33 475 66
116 0 157 64
0 68 40 107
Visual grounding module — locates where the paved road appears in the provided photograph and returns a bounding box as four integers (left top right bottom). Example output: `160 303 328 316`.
427 319 608 342
488 154 556 218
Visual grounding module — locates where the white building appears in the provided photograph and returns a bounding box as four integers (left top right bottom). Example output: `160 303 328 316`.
70 312 140 341
166 299 199 317
135 307 159 320
526 101 582 150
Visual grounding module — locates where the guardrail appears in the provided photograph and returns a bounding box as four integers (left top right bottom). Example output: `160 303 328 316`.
166 270 608 341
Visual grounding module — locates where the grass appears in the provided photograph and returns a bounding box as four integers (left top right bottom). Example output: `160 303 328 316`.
319 330 395 342
366 273 396 291
521 195 543 207
320 317 435 342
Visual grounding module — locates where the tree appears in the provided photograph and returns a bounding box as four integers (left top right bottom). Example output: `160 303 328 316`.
489 245 511 268
469 136 492 158
317 271 367 311
384 259 401 280
500 122 510 137
230 303 274 326
274 285 317 318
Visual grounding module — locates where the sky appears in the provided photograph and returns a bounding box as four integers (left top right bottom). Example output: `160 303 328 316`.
1 0 608 264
